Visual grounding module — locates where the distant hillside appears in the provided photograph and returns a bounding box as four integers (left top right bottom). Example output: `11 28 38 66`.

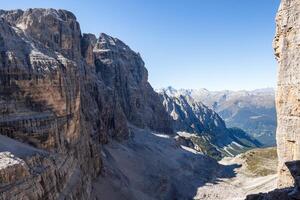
160 87 276 146
158 88 261 159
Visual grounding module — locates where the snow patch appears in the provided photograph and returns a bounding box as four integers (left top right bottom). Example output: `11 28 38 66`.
152 133 170 139
180 145 199 154
223 147 234 156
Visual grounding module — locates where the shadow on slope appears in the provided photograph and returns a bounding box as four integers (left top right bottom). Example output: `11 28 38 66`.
246 187 293 200
92 126 240 200
0 134 47 158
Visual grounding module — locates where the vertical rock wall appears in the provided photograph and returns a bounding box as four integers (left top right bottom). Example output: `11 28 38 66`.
0 9 101 199
274 0 300 188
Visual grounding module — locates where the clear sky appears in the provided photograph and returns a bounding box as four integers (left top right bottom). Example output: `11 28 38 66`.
2 0 281 91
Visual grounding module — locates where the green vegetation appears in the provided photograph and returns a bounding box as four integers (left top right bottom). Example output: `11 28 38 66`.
190 136 223 160
241 147 277 177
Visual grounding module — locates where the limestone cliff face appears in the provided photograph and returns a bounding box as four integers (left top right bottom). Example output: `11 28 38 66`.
83 33 173 136
0 9 101 199
274 0 300 188
0 8 172 199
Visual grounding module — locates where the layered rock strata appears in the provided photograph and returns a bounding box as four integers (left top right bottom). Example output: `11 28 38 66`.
0 9 101 200
245 0 300 199
85 32 173 136
0 8 172 199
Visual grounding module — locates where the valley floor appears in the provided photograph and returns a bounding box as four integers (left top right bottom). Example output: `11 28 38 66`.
195 150 277 200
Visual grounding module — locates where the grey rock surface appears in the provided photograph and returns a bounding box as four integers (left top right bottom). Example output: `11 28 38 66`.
245 0 300 199
0 8 172 199
273 0 300 188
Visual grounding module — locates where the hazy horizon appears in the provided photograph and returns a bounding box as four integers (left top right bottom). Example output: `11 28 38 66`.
1 0 281 91
157 85 275 93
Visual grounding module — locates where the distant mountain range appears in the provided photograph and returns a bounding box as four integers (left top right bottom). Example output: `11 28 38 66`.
158 87 276 146
158 88 261 159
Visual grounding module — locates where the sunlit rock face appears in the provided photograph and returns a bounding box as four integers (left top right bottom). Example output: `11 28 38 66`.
0 8 172 199
274 0 300 188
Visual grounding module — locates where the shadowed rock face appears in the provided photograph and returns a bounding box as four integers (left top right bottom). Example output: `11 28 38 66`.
0 8 172 199
0 8 101 200
285 161 300 199
88 33 173 135
273 0 300 188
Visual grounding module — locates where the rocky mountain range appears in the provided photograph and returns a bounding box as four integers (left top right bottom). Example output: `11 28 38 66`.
158 88 261 159
0 8 173 199
0 2 299 199
160 87 276 146
0 8 260 199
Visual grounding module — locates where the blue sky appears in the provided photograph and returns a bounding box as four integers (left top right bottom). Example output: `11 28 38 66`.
2 0 281 90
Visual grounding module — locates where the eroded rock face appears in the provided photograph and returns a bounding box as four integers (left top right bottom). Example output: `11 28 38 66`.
92 33 173 135
273 0 300 188
0 152 29 185
243 1 300 199
0 9 101 199
0 8 173 199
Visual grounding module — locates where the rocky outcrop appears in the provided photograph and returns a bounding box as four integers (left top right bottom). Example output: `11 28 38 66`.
273 0 300 188
80 32 173 142
0 152 29 185
0 8 172 199
158 88 261 159
90 33 173 135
